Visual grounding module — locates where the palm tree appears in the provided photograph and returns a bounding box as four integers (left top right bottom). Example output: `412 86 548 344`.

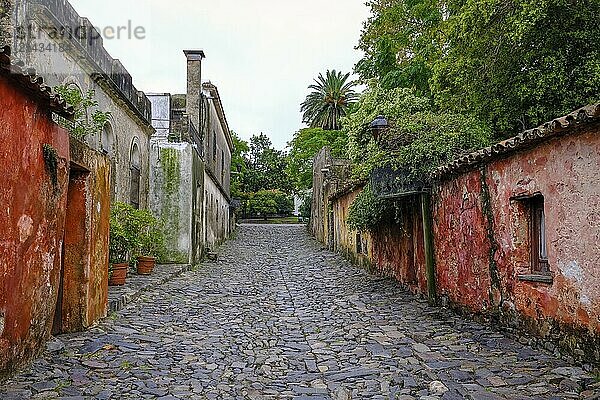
300 70 359 130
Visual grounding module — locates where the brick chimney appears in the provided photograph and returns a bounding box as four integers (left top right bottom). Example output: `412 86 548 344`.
183 49 205 132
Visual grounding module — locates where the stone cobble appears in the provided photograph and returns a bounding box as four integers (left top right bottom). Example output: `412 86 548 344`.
108 264 192 312
1 225 599 399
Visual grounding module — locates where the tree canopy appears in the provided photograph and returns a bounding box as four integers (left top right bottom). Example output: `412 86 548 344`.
355 0 600 136
286 128 347 192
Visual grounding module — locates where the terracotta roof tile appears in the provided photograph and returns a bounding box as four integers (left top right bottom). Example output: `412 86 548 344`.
436 103 600 178
0 46 74 119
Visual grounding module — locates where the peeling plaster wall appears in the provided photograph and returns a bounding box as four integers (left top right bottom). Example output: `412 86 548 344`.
486 127 600 359
10 6 152 209
59 138 110 333
433 171 495 312
149 143 194 264
329 189 427 295
433 125 600 361
0 74 70 376
330 189 371 269
370 202 427 295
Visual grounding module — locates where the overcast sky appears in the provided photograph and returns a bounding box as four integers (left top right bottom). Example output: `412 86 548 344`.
69 0 370 150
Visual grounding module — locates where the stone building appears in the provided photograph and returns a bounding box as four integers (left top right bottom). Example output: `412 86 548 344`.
312 104 600 363
4 0 154 209
148 51 232 264
0 46 111 377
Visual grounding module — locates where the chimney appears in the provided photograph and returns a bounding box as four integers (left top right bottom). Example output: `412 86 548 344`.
183 50 205 132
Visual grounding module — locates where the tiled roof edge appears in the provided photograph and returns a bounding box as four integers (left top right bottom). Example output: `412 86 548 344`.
0 45 74 119
435 103 600 178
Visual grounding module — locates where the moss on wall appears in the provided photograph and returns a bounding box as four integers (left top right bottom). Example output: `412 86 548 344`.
159 148 182 261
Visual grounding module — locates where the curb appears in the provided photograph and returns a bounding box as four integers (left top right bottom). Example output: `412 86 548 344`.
108 264 193 313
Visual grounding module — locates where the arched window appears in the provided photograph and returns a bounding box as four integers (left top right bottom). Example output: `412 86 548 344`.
130 140 141 209
101 122 117 201
101 122 114 157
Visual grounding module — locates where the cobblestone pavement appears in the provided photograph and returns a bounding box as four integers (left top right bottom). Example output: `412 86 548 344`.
2 225 599 400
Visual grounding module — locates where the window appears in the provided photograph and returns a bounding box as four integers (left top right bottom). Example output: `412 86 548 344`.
213 131 217 160
530 196 549 274
130 141 141 209
515 194 551 283
221 149 225 181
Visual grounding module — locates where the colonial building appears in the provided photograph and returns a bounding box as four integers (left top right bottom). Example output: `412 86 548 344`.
5 0 154 209
312 104 600 363
148 51 233 264
0 46 111 377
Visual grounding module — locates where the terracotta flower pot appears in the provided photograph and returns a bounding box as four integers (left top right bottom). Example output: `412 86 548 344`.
109 263 128 286
137 256 156 275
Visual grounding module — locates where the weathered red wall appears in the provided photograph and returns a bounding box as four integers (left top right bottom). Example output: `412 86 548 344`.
433 171 496 312
433 125 600 360
488 129 600 334
60 139 110 333
370 201 427 295
0 75 70 375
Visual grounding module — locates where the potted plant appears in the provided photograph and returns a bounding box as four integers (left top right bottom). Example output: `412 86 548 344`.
109 203 135 286
133 209 166 275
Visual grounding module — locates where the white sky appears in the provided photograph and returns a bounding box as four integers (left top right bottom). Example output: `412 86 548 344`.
69 0 370 150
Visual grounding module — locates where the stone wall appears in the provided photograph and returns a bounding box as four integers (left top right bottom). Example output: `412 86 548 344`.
0 73 70 377
312 105 600 363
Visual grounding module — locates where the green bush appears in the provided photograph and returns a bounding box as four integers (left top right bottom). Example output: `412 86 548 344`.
109 202 166 264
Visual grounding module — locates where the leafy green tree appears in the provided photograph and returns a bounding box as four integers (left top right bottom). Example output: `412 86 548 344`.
286 128 347 192
355 0 442 95
300 70 359 130
230 131 249 198
356 0 600 136
247 190 294 219
433 0 600 135
244 133 292 193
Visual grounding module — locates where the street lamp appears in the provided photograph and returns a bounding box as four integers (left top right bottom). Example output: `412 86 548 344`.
370 115 389 143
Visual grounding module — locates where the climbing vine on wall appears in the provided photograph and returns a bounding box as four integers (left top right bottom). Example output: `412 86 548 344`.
343 84 492 230
347 183 415 232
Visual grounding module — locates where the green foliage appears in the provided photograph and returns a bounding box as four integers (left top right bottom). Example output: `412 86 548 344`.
344 84 490 181
109 202 166 264
347 184 387 232
300 70 360 130
131 209 166 259
356 0 600 136
243 133 292 193
54 85 111 140
355 0 442 95
344 85 490 231
433 0 600 134
109 202 136 264
230 131 249 198
286 128 347 192
244 190 294 218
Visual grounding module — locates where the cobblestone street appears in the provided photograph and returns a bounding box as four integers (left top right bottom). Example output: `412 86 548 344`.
2 225 598 400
